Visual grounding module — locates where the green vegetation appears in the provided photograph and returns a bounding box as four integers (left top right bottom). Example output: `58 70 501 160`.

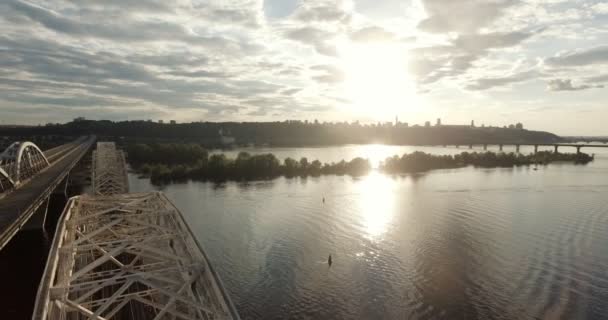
381 151 593 174
126 143 371 182
125 143 593 183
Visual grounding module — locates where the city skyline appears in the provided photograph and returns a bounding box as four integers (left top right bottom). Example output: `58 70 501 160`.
1 0 607 135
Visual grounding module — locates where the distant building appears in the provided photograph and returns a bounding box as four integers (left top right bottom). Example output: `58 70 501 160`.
436 118 441 126
516 122 523 129
158 120 164 124
424 121 431 127
471 120 475 127
508 124 515 129
170 120 176 125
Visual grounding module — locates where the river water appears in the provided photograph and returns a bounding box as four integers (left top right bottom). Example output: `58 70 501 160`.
128 145 608 319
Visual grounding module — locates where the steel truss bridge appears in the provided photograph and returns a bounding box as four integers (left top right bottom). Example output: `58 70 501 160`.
33 142 239 320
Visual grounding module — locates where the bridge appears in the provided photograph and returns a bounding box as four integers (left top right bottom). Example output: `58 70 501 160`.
0 136 96 250
440 143 608 153
33 142 239 320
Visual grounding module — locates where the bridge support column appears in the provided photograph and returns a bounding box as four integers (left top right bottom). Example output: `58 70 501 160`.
483 144 487 150
469 144 473 149
534 145 538 154
499 144 503 151
22 196 50 233
576 146 581 154
554 145 559 153
516 145 520 153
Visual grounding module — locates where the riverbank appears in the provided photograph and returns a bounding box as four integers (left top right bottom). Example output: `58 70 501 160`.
125 143 593 183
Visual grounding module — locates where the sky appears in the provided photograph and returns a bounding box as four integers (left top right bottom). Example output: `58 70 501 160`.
0 0 607 135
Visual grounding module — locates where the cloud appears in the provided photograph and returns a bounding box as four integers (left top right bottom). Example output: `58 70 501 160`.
193 0 265 28
466 70 537 90
547 79 604 91
409 30 535 85
545 45 608 66
285 26 338 56
452 31 535 52
6 0 244 51
350 26 396 42
292 0 352 24
310 65 345 83
417 0 517 33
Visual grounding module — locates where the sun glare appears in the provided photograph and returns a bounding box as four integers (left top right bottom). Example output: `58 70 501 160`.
340 42 418 121
357 171 397 239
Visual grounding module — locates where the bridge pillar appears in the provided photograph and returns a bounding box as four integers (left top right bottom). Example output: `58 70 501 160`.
483 144 487 150
469 144 473 149
22 196 50 232
554 145 559 153
499 144 503 151
534 145 538 154
516 145 520 153
576 146 581 154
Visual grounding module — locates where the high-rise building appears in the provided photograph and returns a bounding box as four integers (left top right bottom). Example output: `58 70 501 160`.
425 121 431 127
471 120 475 127
436 118 441 126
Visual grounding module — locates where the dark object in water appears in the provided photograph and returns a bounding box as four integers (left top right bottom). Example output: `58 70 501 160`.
322 197 325 203
328 254 332 266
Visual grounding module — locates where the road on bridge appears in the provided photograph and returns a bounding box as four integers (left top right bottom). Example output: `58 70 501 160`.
0 136 95 250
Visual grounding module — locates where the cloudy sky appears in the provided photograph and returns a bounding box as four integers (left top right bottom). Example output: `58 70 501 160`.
1 0 607 135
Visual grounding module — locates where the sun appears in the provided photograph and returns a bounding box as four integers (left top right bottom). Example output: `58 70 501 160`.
339 42 418 121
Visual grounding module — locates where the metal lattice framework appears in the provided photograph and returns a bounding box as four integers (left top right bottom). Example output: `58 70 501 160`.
92 142 129 196
0 141 50 193
34 192 239 320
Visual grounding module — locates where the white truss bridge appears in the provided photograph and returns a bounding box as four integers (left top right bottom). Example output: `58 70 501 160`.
34 142 239 320
92 142 129 196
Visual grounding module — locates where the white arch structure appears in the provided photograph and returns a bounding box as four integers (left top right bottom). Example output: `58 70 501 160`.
0 141 50 193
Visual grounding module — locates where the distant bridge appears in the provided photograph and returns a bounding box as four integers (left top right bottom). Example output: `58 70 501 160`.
34 142 239 320
439 143 608 153
0 136 95 250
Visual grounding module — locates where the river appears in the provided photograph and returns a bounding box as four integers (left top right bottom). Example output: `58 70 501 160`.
128 144 608 319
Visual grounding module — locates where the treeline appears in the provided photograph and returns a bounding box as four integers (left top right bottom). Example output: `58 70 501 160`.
124 143 593 183
0 119 562 146
125 143 370 182
381 151 593 173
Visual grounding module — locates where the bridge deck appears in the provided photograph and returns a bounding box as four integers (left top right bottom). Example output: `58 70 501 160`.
0 137 95 249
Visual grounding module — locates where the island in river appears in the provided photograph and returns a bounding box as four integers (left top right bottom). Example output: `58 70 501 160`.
124 143 593 183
